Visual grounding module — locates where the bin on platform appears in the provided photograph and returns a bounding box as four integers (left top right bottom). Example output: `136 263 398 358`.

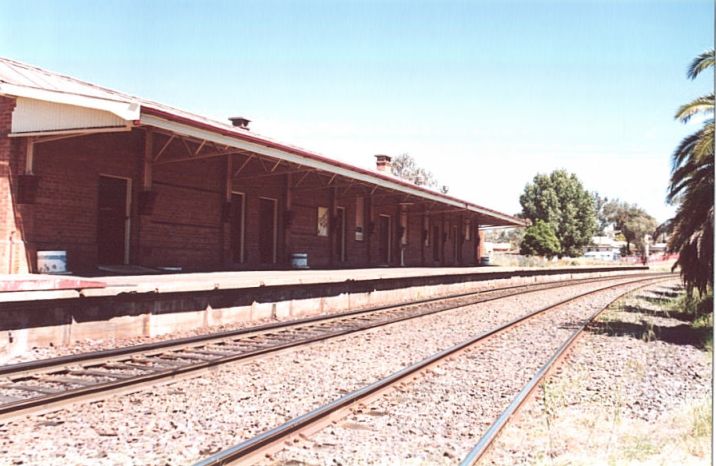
37 250 68 274
290 253 309 269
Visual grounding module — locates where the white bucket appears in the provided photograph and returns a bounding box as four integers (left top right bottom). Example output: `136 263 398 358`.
290 253 309 269
37 250 68 274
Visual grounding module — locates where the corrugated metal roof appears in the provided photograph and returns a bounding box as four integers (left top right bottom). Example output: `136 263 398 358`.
0 57 525 227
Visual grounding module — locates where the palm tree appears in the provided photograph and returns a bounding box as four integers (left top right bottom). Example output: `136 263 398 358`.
666 49 714 293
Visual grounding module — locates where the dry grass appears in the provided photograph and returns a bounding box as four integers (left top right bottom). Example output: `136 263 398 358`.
487 284 712 466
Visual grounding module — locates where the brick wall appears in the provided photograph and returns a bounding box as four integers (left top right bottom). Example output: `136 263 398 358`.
29 131 141 272
7 123 492 273
0 96 31 274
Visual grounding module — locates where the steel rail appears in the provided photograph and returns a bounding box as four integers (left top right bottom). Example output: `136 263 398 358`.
0 273 669 422
459 278 674 465
0 272 662 378
193 275 672 466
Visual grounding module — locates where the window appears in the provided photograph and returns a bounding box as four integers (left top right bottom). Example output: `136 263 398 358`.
355 197 364 241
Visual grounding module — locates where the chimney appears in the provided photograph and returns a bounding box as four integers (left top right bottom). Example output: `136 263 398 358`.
375 154 392 174
228 116 251 130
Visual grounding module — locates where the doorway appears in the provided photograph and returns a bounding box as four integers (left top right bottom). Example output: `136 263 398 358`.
259 197 277 264
231 192 245 263
97 175 130 265
335 206 346 262
452 225 459 264
378 214 391 264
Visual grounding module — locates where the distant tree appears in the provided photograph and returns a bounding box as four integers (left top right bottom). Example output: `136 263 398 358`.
603 200 657 254
391 154 438 187
592 192 610 235
520 220 561 258
665 49 714 293
519 170 596 257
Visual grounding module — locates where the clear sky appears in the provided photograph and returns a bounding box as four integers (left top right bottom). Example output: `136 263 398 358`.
1 0 713 222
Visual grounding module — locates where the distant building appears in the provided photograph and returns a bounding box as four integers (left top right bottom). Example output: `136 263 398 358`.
584 236 623 261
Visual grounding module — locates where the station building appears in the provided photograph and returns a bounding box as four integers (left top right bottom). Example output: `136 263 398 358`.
0 58 524 275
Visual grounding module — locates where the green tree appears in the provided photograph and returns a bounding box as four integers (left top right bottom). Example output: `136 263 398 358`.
520 220 561 258
592 192 610 235
519 170 596 257
391 154 438 187
665 49 714 293
603 200 657 254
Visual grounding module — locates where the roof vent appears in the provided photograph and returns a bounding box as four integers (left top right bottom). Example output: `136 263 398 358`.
375 154 392 174
228 116 251 130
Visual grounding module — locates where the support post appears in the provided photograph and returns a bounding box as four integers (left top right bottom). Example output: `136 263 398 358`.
284 173 293 266
422 210 428 266
441 213 446 265
225 154 233 202
25 138 34 174
366 194 374 265
329 186 337 267
143 128 153 191
222 155 233 266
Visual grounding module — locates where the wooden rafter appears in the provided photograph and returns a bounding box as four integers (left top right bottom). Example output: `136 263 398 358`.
154 148 248 166
153 135 176 162
235 167 314 181
180 137 194 157
194 139 207 156
233 154 256 176
294 170 312 187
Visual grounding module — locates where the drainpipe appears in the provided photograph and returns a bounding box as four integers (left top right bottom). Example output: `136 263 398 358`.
8 230 14 274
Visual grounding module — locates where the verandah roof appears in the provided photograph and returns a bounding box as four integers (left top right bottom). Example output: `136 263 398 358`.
0 57 525 227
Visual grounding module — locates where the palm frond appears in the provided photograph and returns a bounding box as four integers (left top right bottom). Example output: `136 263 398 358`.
687 49 715 80
674 93 715 123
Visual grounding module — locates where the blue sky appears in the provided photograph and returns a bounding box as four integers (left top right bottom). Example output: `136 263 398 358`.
1 0 712 221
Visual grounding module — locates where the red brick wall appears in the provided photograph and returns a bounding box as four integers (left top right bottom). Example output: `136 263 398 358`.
29 131 141 272
288 179 332 268
141 156 224 269
8 122 491 273
0 96 27 273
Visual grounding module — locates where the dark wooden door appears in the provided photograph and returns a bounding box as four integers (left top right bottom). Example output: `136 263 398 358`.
97 176 128 265
378 215 390 264
231 193 244 263
259 198 276 264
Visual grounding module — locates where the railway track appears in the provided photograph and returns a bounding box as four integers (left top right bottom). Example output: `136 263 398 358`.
193 275 674 465
0 272 667 422
458 279 671 465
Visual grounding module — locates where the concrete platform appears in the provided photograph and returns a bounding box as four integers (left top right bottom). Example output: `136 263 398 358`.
0 265 649 359
0 265 647 302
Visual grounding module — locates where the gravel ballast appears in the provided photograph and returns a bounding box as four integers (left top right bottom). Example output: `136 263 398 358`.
0 276 665 465
266 279 676 465
482 283 712 465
